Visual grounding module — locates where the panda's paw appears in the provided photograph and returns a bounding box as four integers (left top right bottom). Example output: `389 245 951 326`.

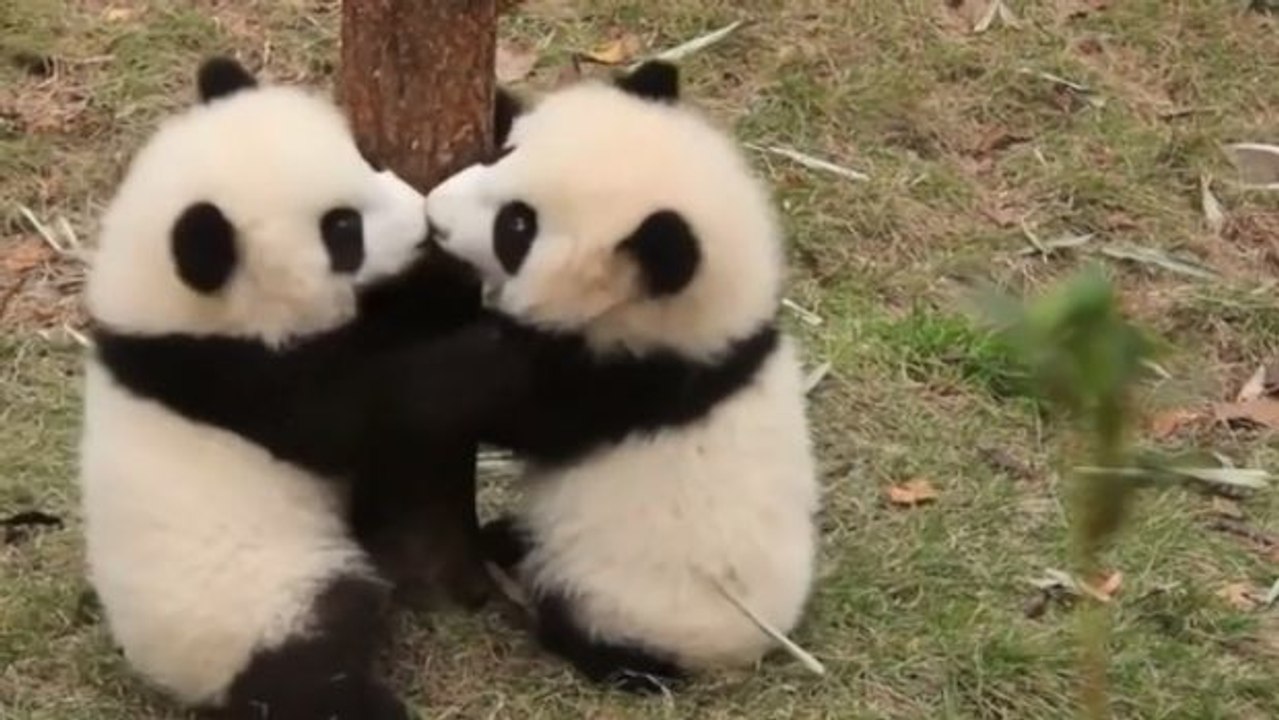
607 668 688 695
322 679 413 720
480 516 532 570
355 682 414 720
443 559 494 610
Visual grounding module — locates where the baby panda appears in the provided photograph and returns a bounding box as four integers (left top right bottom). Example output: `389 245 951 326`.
424 61 820 691
81 58 511 719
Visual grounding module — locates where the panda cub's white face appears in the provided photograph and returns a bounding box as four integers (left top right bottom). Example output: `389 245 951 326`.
88 60 429 346
426 62 785 360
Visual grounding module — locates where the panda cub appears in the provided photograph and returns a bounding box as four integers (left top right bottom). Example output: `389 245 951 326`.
425 61 820 690
81 58 510 719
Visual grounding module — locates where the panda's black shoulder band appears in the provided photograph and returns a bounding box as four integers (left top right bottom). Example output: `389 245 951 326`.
487 319 778 465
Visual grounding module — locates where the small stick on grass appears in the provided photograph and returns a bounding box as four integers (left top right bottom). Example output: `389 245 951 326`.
633 20 745 68
745 143 869 182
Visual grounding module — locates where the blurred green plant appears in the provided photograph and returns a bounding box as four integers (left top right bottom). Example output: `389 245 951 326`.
981 266 1270 718
982 266 1153 720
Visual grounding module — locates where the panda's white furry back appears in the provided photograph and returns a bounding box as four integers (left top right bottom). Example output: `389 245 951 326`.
426 61 819 690
81 58 429 719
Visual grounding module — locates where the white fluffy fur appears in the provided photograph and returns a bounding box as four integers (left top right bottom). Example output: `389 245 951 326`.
81 81 425 704
520 338 817 667
427 82 784 361
428 74 818 670
89 86 425 346
81 364 372 703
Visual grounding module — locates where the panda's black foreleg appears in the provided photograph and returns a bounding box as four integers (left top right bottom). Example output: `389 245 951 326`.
218 574 411 720
533 591 688 695
479 515 533 571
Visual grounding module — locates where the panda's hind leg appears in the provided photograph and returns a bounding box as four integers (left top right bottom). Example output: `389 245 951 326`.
218 574 410 720
534 590 688 695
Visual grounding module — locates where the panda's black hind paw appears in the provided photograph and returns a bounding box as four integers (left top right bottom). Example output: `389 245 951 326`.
606 665 688 695
479 516 532 570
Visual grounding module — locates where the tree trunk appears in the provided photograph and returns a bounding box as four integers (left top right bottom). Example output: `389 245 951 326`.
341 0 497 190
339 0 497 610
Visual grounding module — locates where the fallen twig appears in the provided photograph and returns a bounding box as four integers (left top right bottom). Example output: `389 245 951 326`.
635 20 745 68
701 569 825 676
1020 68 1089 93
1016 231 1093 258
803 362 831 395
63 323 91 348
1207 518 1279 548
1098 244 1217 280
1200 175 1225 235
745 143 869 182
17 205 68 256
782 297 824 326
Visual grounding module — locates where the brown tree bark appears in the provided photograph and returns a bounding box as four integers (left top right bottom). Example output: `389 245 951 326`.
341 0 497 190
339 0 497 610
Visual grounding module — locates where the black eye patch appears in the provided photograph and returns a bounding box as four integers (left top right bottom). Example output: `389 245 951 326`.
493 201 538 274
172 202 237 294
320 207 365 273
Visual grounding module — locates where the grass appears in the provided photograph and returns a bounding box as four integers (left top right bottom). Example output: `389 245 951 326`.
3 0 1279 717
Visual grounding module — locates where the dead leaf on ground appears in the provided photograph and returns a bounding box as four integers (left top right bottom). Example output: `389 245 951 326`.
886 478 938 507
971 128 1032 160
1027 568 1120 606
979 199 1023 228
980 446 1033 479
1060 0 1112 20
946 0 1017 32
1224 211 1279 270
1201 175 1226 235
1237 364 1268 403
1211 497 1246 521
495 40 539 84
1148 407 1202 440
0 236 56 275
1074 35 1104 55
103 6 139 22
579 33 643 66
1103 210 1140 232
1219 582 1263 611
1234 363 1279 403
1084 570 1123 601
1208 518 1278 551
1214 398 1279 430
1225 143 1279 188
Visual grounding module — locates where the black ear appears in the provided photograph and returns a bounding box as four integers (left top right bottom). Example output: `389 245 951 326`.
197 56 257 103
615 61 679 103
494 87 524 147
172 202 237 293
618 210 700 297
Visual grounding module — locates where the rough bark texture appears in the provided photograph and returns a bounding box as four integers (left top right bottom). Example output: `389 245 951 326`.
341 0 497 190
340 0 497 609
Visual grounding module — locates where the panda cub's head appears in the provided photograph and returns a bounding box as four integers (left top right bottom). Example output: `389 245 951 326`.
89 57 429 346
425 61 784 359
